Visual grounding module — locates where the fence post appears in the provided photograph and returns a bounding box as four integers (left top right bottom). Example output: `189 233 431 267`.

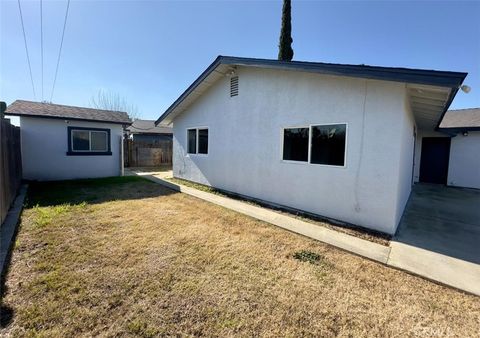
0 102 5 223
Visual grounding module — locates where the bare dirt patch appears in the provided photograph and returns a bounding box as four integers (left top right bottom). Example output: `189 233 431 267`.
1 177 479 337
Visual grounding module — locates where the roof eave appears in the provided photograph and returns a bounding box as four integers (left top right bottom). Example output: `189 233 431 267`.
129 131 173 135
155 56 224 126
434 87 461 131
220 56 467 88
155 55 468 126
4 112 132 126
438 126 480 132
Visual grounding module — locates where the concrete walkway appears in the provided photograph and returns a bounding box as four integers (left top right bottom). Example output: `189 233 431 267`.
127 169 480 296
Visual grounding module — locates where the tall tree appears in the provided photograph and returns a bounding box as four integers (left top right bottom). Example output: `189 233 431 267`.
90 89 138 120
278 0 294 61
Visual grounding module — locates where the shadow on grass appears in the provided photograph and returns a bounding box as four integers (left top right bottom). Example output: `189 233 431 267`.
1 242 16 328
0 304 13 328
1 176 177 328
25 176 177 208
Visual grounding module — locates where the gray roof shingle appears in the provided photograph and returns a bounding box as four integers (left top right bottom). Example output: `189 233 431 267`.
5 100 131 124
440 108 480 129
127 120 172 134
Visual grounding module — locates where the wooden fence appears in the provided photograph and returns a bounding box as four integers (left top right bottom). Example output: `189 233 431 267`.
124 139 172 167
0 102 22 225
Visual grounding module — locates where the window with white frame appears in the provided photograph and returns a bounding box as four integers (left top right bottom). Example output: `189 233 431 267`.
187 129 197 154
68 127 111 155
311 124 346 166
282 127 309 162
187 128 208 155
282 123 347 166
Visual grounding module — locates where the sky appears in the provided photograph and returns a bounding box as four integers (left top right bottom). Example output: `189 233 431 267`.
1 0 479 122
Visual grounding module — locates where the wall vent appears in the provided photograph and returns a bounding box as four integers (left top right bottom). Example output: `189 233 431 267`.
230 76 239 97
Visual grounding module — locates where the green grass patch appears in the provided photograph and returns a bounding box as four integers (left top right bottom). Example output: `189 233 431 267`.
127 318 161 337
293 250 324 265
32 202 86 227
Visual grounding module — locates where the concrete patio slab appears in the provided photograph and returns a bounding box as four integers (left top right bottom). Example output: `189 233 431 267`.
390 184 480 296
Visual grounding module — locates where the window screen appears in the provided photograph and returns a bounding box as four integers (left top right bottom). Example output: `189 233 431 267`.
310 124 346 166
91 131 108 151
283 127 309 162
187 129 197 154
198 129 208 154
72 130 90 151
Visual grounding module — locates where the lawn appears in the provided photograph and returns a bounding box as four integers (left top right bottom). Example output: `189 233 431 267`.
1 177 479 337
166 176 390 245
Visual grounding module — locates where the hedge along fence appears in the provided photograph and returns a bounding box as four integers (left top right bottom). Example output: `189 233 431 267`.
0 102 22 225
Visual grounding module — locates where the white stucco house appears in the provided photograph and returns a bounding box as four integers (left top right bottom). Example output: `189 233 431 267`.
5 100 131 181
126 119 173 142
155 56 473 235
437 108 480 189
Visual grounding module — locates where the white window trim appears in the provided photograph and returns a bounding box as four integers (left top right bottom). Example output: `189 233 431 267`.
186 126 209 157
279 125 310 165
280 122 348 168
71 130 108 152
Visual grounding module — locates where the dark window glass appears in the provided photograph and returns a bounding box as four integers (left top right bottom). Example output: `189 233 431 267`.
283 128 309 162
311 124 346 166
187 129 196 154
72 130 90 151
198 129 208 154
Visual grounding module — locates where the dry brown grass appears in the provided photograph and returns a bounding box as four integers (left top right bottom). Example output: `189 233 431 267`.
1 177 479 337
166 176 390 245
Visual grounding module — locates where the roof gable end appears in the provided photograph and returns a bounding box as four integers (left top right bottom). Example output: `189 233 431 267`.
155 55 467 126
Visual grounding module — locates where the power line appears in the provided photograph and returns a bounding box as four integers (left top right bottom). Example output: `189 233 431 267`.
17 0 36 100
40 0 44 101
50 0 70 102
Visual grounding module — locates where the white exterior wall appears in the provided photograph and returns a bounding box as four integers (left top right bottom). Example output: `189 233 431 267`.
394 98 416 225
20 117 123 181
172 67 413 234
448 131 480 189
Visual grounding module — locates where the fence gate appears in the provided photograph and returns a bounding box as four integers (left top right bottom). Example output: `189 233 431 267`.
124 139 172 167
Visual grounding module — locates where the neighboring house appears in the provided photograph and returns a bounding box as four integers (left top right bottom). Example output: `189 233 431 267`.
438 108 479 189
126 119 172 142
5 100 131 181
124 120 173 167
156 56 469 235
